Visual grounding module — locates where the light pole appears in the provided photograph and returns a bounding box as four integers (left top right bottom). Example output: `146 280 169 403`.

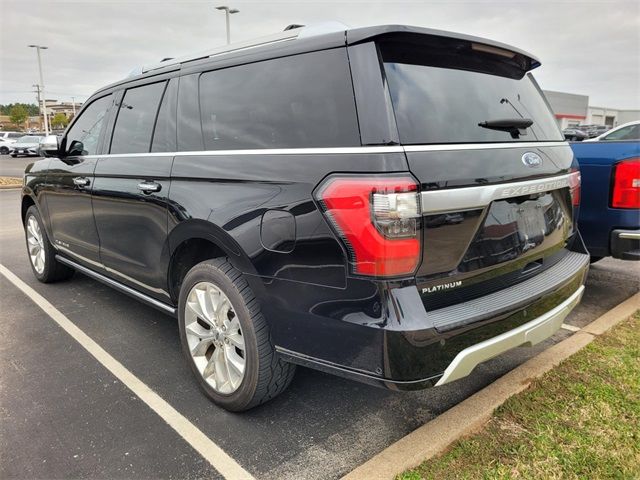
215 5 239 45
71 97 77 116
28 44 50 135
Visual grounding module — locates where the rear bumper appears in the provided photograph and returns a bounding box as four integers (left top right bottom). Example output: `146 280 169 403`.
275 247 589 390
611 229 640 260
435 285 583 386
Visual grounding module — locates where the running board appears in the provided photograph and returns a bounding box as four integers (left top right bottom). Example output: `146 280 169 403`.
55 255 176 316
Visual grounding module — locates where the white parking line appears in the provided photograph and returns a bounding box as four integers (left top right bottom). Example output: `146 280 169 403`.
0 264 255 480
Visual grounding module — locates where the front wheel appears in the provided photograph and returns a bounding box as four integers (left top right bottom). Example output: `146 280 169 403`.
178 258 295 411
24 206 74 283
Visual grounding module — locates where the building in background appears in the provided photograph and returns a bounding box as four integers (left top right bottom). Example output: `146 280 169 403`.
543 90 639 130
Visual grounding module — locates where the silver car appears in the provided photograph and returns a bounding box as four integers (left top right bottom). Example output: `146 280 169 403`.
9 135 43 157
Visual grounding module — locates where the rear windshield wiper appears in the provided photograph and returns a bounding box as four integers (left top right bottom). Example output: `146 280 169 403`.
478 118 533 139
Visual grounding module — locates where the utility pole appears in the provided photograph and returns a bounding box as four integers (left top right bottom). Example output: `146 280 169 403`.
215 5 239 44
28 44 50 135
33 84 42 132
71 96 76 116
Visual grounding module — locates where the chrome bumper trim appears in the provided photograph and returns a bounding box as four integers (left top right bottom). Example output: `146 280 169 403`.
618 231 640 240
435 285 585 386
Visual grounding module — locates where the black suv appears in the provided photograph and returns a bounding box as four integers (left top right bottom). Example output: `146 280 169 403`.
23 24 588 411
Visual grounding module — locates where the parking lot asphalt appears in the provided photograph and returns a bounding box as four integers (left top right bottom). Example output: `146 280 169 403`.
0 154 34 178
1 186 638 479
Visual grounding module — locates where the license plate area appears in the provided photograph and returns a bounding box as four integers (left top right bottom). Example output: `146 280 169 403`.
458 190 570 271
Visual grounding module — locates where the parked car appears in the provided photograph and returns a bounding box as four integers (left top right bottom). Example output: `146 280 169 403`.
23 23 588 411
584 120 640 142
0 137 15 155
592 125 610 137
572 125 639 261
10 135 43 157
563 127 588 141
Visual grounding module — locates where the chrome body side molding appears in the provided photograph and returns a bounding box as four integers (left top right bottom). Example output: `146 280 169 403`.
55 255 176 315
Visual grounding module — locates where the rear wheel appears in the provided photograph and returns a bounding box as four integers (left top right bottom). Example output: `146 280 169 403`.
0 146 8 154
24 206 74 283
178 258 295 411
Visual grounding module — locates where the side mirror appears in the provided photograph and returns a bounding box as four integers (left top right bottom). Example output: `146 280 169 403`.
39 135 60 157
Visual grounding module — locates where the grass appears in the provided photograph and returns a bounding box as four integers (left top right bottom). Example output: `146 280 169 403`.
398 312 640 480
0 177 22 186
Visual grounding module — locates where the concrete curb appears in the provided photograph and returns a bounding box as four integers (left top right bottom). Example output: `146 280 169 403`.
0 185 21 190
342 292 640 480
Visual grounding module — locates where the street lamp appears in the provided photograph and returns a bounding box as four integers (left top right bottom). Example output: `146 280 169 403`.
215 5 239 45
28 44 50 135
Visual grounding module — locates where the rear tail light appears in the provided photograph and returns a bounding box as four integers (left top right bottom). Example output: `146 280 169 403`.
315 175 421 277
568 168 581 208
611 158 640 209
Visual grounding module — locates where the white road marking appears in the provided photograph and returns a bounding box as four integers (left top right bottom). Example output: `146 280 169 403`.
561 323 581 332
0 264 254 480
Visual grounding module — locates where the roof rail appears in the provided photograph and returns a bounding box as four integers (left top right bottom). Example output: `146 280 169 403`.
141 21 349 74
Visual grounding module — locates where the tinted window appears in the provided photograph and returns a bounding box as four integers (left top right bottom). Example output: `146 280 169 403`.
8 132 23 139
151 78 178 152
199 49 359 150
603 124 640 141
177 74 204 152
65 94 112 156
110 82 166 154
380 42 563 144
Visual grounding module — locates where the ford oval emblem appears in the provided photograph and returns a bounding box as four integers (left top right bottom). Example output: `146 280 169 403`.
522 152 543 168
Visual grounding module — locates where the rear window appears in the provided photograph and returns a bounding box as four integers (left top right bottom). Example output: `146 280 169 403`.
380 41 563 144
198 48 359 150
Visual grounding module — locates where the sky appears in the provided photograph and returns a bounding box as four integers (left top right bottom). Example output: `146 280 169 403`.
1 0 639 109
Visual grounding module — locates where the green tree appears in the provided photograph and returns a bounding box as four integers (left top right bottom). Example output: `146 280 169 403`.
51 113 69 129
0 103 39 116
9 104 28 127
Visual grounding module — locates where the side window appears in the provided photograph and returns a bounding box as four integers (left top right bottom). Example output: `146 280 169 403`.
198 48 360 150
110 82 166 154
603 125 640 141
151 78 178 152
65 94 113 156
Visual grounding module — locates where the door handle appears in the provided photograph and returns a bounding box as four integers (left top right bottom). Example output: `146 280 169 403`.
137 181 161 193
73 177 90 187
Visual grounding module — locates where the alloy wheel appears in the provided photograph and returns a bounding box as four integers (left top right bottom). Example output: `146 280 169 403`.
184 281 246 394
26 215 45 274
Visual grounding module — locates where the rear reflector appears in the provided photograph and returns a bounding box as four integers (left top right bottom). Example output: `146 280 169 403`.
612 158 640 209
569 168 581 207
315 175 421 277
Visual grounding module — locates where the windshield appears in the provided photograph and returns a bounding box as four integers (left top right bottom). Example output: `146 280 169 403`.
380 42 564 144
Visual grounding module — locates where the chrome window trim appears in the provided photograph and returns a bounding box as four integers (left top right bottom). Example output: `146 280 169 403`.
404 141 568 152
421 172 578 215
81 142 569 159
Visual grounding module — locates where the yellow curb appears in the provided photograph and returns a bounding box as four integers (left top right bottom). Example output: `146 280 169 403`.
342 292 640 480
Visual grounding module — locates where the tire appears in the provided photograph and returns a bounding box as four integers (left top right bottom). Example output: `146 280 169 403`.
24 206 75 283
178 258 295 411
0 147 8 155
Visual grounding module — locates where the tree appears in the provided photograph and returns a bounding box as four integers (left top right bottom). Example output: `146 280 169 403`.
0 103 39 116
51 113 69 129
9 104 28 127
